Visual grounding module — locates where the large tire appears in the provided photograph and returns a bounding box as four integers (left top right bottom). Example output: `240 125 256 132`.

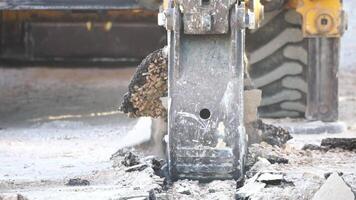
246 9 308 118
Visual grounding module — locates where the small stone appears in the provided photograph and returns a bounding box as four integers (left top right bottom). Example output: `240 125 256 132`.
177 188 191 195
208 188 216 193
122 152 140 167
65 178 90 186
266 155 289 164
151 158 165 173
312 172 355 200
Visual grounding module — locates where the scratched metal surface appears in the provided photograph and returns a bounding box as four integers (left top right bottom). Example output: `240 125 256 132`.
167 3 247 180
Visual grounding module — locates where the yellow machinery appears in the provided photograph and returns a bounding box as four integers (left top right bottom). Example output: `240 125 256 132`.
0 0 347 180
158 0 346 121
155 0 346 180
0 1 164 63
289 0 346 37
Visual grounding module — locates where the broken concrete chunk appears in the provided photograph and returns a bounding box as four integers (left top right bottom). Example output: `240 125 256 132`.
266 155 289 164
246 143 289 170
66 178 90 186
124 164 148 172
324 171 343 179
321 138 356 151
312 172 355 200
151 158 165 174
254 120 293 147
174 183 192 195
122 152 141 167
236 173 266 200
257 173 284 185
176 188 191 195
236 182 266 200
111 148 139 168
246 157 271 178
302 144 328 151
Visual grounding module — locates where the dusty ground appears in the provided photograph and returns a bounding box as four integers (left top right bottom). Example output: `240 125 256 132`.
0 66 355 200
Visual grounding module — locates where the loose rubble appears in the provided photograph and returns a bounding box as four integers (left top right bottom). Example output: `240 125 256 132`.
111 148 165 175
246 142 289 170
237 171 288 199
302 138 356 151
246 157 271 178
65 178 90 186
257 172 285 185
321 138 356 150
253 120 293 147
106 122 356 200
122 152 141 167
0 194 28 200
302 144 328 151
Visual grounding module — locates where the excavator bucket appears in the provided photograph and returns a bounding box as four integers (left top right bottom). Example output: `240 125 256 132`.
161 0 249 181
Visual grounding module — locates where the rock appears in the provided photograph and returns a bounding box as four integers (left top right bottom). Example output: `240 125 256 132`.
178 189 191 195
110 148 138 168
208 188 216 193
151 158 165 175
125 164 148 172
111 148 129 159
266 155 289 164
246 157 271 178
65 178 90 186
324 171 343 179
246 143 289 170
236 173 266 200
175 186 191 195
236 182 266 200
237 171 293 199
312 172 355 200
321 138 356 151
302 144 328 151
257 172 284 185
254 120 293 147
122 152 141 167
